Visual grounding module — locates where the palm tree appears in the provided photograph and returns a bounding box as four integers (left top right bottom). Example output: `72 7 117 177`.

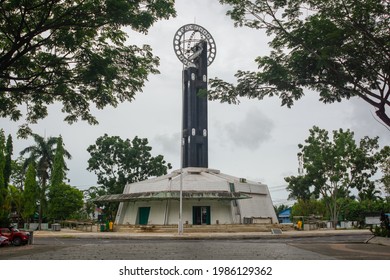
20 133 71 229
358 184 383 201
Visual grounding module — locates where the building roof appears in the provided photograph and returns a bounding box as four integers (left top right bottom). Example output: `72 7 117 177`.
95 167 270 203
278 208 291 218
94 191 251 202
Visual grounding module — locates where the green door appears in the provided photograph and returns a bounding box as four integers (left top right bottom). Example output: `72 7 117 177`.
192 206 210 225
138 207 150 225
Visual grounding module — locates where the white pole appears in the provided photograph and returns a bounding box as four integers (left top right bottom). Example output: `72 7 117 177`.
178 57 185 235
178 164 183 235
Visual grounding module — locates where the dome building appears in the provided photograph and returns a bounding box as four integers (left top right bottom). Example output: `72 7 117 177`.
96 167 277 225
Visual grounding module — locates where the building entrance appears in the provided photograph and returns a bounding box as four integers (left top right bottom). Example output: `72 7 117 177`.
192 206 210 225
137 207 150 225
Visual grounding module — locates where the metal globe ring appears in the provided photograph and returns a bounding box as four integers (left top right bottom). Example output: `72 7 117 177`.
173 24 217 66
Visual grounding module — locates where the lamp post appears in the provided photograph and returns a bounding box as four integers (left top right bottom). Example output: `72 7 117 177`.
178 138 184 235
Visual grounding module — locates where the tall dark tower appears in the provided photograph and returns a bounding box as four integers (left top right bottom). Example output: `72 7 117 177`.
173 24 216 168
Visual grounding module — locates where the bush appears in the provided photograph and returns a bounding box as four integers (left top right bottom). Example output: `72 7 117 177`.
371 213 390 237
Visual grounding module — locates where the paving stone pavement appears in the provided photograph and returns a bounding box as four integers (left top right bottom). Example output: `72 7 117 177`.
2 228 388 260
2 239 334 260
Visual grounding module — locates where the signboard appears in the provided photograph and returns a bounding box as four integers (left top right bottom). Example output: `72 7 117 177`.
365 216 381 225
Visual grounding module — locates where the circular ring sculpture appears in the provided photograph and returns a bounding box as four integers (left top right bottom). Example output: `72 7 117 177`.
173 24 217 66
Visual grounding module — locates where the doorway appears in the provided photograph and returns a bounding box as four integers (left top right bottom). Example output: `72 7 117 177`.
192 206 210 225
137 207 150 225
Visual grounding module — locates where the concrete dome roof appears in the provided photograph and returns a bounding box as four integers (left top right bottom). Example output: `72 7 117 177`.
94 167 270 203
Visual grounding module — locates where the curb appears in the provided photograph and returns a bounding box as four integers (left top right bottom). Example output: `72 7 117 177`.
32 229 373 241
366 236 390 246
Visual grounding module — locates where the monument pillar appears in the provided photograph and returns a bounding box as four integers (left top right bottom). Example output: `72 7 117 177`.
173 24 216 168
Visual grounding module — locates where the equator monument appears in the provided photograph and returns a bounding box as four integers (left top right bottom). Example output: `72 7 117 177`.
95 24 278 230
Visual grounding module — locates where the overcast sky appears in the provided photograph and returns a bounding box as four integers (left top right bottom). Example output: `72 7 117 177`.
1 0 389 206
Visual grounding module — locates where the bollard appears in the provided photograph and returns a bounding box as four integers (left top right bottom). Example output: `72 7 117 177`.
28 231 34 245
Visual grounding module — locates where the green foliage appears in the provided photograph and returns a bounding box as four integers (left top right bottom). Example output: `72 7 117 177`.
83 186 107 220
274 204 290 215
380 147 390 195
20 133 71 227
211 0 390 127
291 197 390 226
0 130 9 226
341 199 390 224
0 0 176 136
4 134 12 189
87 134 172 195
372 225 389 238
48 183 84 221
22 163 38 223
8 185 22 224
285 126 385 228
291 199 326 218
0 130 5 193
10 157 25 190
337 198 360 222
20 134 58 187
48 135 78 221
50 136 70 188
371 210 390 237
285 175 316 201
358 184 383 201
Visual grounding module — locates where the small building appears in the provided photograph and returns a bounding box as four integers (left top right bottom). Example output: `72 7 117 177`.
278 208 291 224
95 167 278 225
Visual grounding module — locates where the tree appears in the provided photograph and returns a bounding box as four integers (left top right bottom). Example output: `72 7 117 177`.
83 186 107 220
4 134 12 189
358 184 383 201
48 136 77 221
87 134 172 195
286 126 384 228
47 183 84 221
291 199 326 218
335 197 390 227
10 157 25 190
50 136 69 188
20 133 71 229
0 130 9 226
210 0 390 127
22 163 38 226
0 0 176 136
285 175 316 201
8 185 22 226
380 147 390 195
274 204 290 215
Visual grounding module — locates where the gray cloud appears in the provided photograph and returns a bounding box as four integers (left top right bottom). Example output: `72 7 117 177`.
223 108 274 150
153 132 181 156
347 98 390 144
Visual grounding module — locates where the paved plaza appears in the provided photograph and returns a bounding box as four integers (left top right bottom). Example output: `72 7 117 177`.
0 228 389 260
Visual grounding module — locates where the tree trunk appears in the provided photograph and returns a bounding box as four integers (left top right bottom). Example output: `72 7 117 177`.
376 106 390 128
332 187 338 229
38 203 42 230
333 198 337 229
38 179 47 231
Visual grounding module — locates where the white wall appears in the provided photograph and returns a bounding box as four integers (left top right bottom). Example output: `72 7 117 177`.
118 199 234 225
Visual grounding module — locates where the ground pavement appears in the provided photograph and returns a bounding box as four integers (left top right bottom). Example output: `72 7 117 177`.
30 227 389 245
